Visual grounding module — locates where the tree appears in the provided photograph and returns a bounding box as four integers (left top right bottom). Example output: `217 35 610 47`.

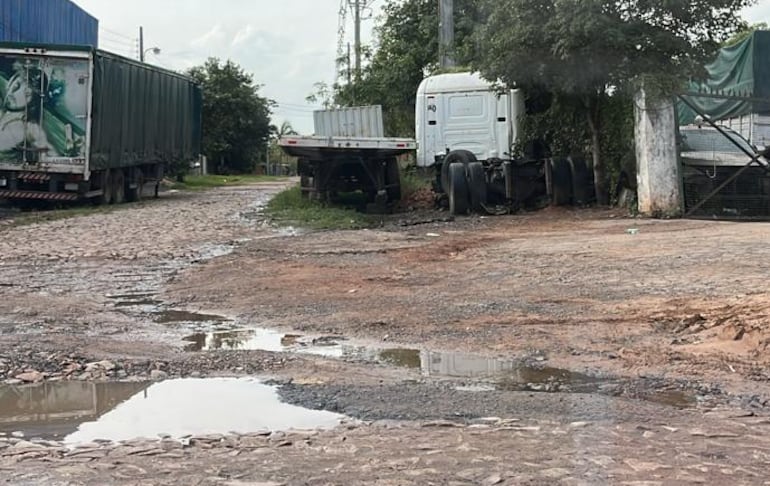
267 121 298 169
331 0 481 136
724 22 769 46
472 0 755 204
188 58 273 174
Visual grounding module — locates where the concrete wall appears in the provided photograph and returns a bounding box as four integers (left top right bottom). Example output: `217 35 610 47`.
634 88 683 217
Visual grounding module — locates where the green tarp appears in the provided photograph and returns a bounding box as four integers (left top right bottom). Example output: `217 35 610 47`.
679 31 770 125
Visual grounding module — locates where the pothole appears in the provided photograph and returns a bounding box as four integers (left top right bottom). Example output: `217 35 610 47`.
181 328 702 409
0 378 347 443
107 292 164 308
156 310 232 325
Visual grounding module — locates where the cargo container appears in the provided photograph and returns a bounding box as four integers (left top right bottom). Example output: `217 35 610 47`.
0 0 99 47
0 43 201 203
720 113 770 151
313 105 384 138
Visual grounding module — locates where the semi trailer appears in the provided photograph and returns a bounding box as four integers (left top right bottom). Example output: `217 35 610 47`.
279 105 416 212
0 43 201 203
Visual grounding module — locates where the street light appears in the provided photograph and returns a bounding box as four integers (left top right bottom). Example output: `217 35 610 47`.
141 47 161 62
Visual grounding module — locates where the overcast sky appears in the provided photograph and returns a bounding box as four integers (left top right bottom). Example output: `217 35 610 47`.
75 0 770 135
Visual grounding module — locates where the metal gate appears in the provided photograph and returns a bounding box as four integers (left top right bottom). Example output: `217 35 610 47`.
678 92 770 219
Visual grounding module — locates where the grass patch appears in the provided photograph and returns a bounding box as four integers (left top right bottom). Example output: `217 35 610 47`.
400 166 433 197
265 186 376 230
171 174 285 191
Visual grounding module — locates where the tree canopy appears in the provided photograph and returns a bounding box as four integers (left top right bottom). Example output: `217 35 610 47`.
471 0 756 203
331 0 481 136
188 58 273 174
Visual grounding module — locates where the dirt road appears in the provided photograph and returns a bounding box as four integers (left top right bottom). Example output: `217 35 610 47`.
2 182 770 484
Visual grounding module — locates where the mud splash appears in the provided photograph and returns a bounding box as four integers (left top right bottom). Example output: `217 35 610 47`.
0 379 347 443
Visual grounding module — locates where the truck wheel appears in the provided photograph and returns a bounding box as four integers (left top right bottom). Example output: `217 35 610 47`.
127 169 144 202
96 170 113 206
111 169 126 205
448 162 469 216
441 150 477 194
568 157 592 206
467 162 487 213
385 158 402 202
550 158 572 206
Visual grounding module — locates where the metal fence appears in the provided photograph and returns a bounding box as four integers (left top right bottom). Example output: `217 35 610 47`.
678 93 770 220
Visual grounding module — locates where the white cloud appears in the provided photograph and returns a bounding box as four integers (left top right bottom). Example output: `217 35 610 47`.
191 24 226 48
73 0 386 133
744 1 770 24
231 24 255 47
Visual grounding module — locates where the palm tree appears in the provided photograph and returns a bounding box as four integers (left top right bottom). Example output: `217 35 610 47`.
267 121 299 174
278 121 299 138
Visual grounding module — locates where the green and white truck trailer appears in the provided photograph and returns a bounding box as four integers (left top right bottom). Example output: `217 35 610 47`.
0 43 201 204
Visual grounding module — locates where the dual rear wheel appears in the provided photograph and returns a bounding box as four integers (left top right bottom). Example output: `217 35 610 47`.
443 150 488 216
96 168 151 205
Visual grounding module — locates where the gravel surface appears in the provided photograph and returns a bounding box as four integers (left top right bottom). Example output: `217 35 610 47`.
2 182 770 484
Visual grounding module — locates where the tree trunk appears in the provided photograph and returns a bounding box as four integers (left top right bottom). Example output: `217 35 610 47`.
585 98 609 205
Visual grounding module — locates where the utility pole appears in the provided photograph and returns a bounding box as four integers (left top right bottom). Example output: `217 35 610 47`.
139 26 144 62
353 0 361 80
439 0 456 69
347 42 352 86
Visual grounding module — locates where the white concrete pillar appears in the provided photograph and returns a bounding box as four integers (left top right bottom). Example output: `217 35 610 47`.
634 88 683 217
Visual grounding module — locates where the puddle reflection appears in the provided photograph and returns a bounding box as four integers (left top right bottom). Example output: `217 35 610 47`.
0 379 346 443
182 328 700 409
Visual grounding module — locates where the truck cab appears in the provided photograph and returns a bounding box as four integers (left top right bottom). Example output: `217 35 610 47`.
416 72 593 215
415 72 525 167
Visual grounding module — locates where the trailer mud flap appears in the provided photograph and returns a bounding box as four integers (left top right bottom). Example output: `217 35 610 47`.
0 190 79 201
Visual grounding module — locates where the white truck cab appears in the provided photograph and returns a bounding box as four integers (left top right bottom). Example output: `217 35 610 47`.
415 72 525 167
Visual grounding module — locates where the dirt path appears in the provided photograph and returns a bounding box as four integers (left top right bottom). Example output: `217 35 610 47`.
2 184 770 484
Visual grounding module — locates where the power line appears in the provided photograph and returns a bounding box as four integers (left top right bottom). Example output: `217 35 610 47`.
100 32 136 46
99 26 135 41
275 106 319 113
278 101 321 108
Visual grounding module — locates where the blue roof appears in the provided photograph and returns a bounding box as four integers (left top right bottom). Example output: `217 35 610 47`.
0 0 99 47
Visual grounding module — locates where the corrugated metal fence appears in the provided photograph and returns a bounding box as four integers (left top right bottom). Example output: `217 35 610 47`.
0 0 98 47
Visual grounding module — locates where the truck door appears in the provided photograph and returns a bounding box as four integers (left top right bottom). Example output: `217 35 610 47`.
426 95 439 163
495 93 512 159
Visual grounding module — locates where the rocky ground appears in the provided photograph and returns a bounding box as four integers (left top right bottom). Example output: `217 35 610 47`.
1 181 770 484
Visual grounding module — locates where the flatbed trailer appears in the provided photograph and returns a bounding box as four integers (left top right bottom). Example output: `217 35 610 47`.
279 135 416 211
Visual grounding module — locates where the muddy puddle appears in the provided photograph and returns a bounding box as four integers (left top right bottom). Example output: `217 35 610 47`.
108 293 233 327
107 293 163 308
183 328 700 409
0 379 346 443
156 310 232 325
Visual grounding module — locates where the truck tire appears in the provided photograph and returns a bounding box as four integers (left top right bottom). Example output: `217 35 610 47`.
550 158 572 206
111 169 126 205
96 170 113 206
297 159 311 198
441 150 477 194
385 158 402 202
467 161 487 213
127 169 144 202
568 157 592 206
448 162 469 216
